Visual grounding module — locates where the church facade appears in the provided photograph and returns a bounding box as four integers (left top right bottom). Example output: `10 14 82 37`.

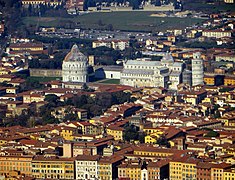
62 44 88 83
120 53 184 89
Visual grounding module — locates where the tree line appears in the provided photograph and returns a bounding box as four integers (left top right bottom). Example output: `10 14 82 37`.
1 91 135 127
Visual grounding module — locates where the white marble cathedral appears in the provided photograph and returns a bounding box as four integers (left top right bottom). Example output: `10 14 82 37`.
62 44 88 83
120 53 184 89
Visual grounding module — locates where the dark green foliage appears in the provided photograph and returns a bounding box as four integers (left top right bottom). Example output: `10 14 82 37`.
111 91 131 105
0 81 13 87
214 110 221 119
29 36 92 49
123 124 139 142
45 94 59 104
25 77 44 90
177 41 235 50
204 130 219 137
39 95 62 125
65 91 131 118
64 113 78 121
85 46 121 65
156 135 170 148
219 87 233 92
123 124 145 142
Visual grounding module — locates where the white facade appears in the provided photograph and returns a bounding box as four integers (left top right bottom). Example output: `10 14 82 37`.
192 52 204 86
141 169 149 180
120 53 184 89
95 66 122 79
75 157 99 180
92 40 129 50
62 44 88 83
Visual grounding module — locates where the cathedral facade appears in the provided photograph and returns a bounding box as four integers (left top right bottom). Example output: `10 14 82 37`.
62 44 88 83
120 53 184 89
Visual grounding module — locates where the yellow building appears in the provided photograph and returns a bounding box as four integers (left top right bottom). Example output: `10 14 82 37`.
224 76 235 86
0 75 15 83
118 163 142 180
224 169 235 180
145 134 158 144
143 127 164 135
9 43 44 51
211 163 232 180
22 0 62 6
169 156 198 180
98 155 124 180
202 30 232 38
204 75 216 85
0 67 11 75
52 126 77 141
221 117 235 127
106 126 124 141
23 93 44 104
224 0 234 3
133 146 177 157
32 156 74 179
0 138 8 146
0 155 33 176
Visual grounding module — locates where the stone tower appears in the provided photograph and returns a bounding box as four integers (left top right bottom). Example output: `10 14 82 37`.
192 52 204 86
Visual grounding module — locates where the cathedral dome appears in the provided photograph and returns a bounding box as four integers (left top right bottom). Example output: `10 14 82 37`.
161 52 174 63
64 44 87 62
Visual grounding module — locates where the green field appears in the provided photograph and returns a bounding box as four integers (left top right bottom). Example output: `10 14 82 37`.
23 12 204 32
99 79 120 84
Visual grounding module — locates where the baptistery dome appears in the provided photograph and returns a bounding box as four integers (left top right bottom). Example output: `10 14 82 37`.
62 44 88 83
64 44 87 62
161 52 174 65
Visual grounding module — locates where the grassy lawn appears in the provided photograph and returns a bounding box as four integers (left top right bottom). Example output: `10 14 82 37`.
23 12 204 32
28 76 62 82
99 79 120 84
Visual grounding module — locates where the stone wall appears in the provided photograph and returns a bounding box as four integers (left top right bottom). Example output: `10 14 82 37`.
30 68 62 77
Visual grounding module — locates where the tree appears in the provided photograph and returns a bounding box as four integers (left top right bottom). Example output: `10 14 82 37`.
156 135 170 148
123 124 139 142
106 24 114 31
204 130 219 137
98 19 104 26
45 94 59 104
64 113 78 121
155 0 161 6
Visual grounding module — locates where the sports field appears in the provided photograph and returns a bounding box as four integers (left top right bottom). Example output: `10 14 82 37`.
23 11 204 32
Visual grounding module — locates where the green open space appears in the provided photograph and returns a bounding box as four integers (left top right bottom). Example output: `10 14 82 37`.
23 12 204 32
99 79 120 84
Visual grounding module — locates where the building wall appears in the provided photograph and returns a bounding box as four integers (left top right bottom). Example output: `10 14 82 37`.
32 159 74 179
202 31 232 38
0 156 32 176
192 53 204 86
98 163 112 180
106 129 123 141
30 68 62 77
62 61 88 83
170 161 197 180
95 68 121 79
75 160 98 180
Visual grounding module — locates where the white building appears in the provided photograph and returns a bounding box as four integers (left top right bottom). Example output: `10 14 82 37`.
75 155 100 180
95 66 122 79
92 40 129 50
120 53 184 90
62 44 88 83
192 52 204 86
